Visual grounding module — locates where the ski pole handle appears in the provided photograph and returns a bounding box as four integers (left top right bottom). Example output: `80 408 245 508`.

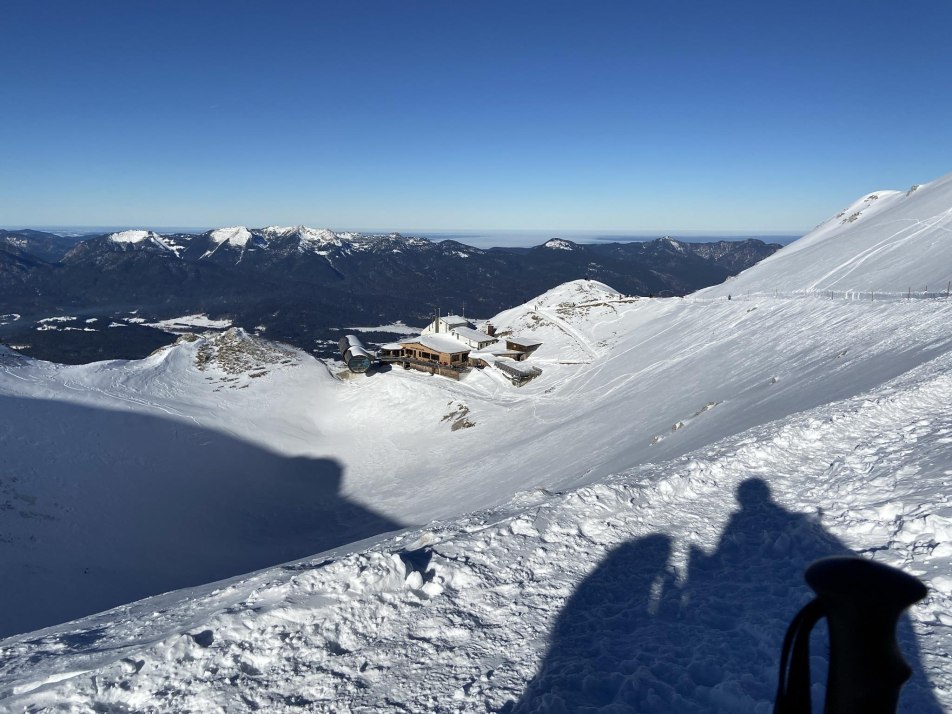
807 556 927 714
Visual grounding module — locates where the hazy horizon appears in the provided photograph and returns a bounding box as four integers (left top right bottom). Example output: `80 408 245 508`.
8 225 802 249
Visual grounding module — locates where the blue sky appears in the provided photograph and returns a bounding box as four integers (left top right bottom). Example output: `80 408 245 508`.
3 1 952 237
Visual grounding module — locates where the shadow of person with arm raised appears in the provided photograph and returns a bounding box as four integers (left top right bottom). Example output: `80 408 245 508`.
512 533 674 713
512 478 940 712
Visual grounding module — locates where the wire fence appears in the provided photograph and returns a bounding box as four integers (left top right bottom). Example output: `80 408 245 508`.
690 285 952 304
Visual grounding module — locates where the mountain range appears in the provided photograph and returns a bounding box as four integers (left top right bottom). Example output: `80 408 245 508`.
0 227 779 362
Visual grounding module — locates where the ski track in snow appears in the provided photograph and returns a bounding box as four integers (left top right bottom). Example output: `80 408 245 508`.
533 308 598 361
806 209 952 291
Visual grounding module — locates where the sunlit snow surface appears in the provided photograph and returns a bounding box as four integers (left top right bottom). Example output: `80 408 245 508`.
145 314 233 331
4 173 952 710
700 172 952 297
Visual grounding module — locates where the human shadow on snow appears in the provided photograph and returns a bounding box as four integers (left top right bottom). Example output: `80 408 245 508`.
511 478 940 713
0 394 402 639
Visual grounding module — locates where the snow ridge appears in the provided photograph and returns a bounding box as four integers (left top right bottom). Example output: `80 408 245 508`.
700 169 952 296
107 230 172 251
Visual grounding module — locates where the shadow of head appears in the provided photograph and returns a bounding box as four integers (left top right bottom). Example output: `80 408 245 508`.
736 476 772 507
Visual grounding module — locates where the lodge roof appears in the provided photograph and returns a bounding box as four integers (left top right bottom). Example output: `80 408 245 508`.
506 336 543 349
452 326 496 343
439 315 469 327
495 358 543 378
402 333 471 354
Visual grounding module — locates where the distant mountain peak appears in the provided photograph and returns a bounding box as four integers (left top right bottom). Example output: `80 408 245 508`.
543 238 577 251
108 230 166 246
209 227 253 247
104 230 184 255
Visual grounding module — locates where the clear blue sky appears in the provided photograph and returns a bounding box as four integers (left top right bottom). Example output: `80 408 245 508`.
3 0 952 235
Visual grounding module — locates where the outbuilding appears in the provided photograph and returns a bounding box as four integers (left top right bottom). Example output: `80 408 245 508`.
451 326 497 350
506 336 543 357
423 315 471 335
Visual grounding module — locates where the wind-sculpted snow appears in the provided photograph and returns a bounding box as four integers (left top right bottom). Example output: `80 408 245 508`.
2 278 952 709
701 169 952 296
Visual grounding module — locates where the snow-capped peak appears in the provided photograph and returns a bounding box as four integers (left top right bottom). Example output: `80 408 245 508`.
261 225 334 240
209 226 253 247
662 236 685 252
108 230 162 244
543 238 576 250
297 226 340 244
107 230 173 252
259 225 343 252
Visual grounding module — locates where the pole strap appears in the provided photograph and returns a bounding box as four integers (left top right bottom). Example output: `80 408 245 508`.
774 598 827 714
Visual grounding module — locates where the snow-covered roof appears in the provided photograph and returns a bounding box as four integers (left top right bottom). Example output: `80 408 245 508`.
494 358 542 377
452 326 496 343
506 336 543 349
403 334 471 354
439 315 469 327
469 347 522 359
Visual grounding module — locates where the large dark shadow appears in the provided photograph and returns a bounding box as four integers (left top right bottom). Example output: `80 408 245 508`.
513 478 940 713
0 395 401 639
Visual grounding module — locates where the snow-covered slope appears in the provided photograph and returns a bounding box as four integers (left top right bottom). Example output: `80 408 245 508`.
3 283 952 709
105 230 181 254
208 226 254 247
1 300 951 710
4 168 952 710
701 170 952 296
107 230 167 247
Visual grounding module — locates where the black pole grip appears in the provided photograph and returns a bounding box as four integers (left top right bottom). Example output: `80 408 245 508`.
806 556 928 714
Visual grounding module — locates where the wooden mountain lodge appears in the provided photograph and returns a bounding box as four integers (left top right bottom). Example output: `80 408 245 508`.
365 314 544 384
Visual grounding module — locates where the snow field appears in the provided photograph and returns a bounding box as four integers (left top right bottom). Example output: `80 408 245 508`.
2 347 950 711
